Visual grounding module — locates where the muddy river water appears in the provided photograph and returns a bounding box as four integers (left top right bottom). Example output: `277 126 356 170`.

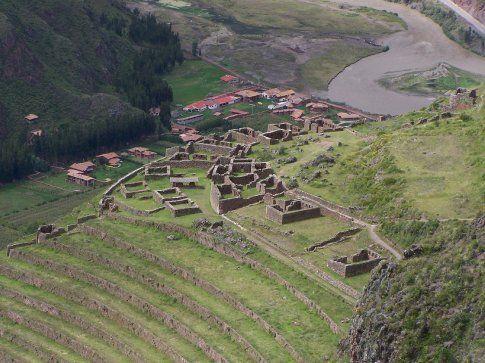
317 0 485 115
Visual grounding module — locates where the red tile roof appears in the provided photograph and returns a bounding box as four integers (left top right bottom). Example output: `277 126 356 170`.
220 74 238 82
25 114 39 121
69 161 96 173
230 109 250 115
97 152 120 160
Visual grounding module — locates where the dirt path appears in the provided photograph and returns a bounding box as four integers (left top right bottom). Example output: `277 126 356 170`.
291 190 404 260
221 214 360 303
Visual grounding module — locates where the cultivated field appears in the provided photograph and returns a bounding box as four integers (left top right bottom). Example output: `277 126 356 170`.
132 0 404 92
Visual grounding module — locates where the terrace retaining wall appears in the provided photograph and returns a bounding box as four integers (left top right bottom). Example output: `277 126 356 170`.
79 223 304 361
0 264 187 362
0 287 143 361
10 249 227 363
104 213 342 336
41 238 266 363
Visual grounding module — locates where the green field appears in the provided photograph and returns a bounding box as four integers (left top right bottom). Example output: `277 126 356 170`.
164 60 232 105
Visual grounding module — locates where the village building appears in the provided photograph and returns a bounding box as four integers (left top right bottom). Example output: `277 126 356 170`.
234 89 261 102
287 93 309 106
180 133 203 143
128 147 157 159
306 102 329 112
69 161 96 174
66 169 95 187
262 88 282 99
220 74 239 83
275 89 296 101
25 114 39 122
337 112 361 121
149 107 161 116
30 129 43 137
96 152 121 167
183 101 208 112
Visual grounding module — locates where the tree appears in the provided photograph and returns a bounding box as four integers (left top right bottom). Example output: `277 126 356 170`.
159 102 172 131
192 41 198 57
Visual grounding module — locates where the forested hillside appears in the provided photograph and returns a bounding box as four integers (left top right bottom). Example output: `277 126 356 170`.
0 0 183 182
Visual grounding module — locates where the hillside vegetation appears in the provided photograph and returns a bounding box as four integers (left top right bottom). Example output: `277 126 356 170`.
0 0 182 182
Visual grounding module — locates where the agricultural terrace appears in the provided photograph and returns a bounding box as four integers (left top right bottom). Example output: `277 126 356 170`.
1 123 399 362
0 136 184 248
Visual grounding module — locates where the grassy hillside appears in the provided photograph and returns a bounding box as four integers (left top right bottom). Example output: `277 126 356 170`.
0 0 139 137
258 88 484 224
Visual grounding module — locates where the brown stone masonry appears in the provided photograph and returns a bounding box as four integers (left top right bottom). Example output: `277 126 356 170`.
104 213 342 336
0 287 143 361
0 324 68 363
0 308 104 362
41 237 267 363
9 249 228 363
306 228 362 252
327 249 382 277
79 222 303 362
0 264 188 363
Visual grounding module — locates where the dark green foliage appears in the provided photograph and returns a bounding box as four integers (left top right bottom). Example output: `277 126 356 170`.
0 1 183 182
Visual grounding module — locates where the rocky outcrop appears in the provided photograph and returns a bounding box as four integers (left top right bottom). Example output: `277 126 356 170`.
453 0 485 23
342 217 485 362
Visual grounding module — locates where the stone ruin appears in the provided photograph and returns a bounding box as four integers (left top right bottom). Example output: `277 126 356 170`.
207 157 273 184
327 249 382 277
303 116 343 133
208 156 285 214
224 124 302 147
144 163 171 181
37 224 66 243
267 122 306 137
256 175 285 195
120 180 150 198
152 187 201 217
264 195 321 224
446 87 477 111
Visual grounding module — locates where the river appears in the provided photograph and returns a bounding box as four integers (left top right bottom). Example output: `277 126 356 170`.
318 0 485 115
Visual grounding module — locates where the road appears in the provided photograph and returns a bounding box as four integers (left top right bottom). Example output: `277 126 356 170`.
437 0 485 36
292 190 404 260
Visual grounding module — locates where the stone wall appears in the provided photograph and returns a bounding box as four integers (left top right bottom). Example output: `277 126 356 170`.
0 287 143 361
327 249 383 277
78 223 301 361
10 249 227 363
40 236 266 363
265 204 321 224
104 214 342 336
306 228 362 252
210 182 263 214
193 143 234 156
0 264 187 362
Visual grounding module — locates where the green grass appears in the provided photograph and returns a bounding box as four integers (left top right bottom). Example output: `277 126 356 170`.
92 218 346 361
164 60 232 105
228 202 377 290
